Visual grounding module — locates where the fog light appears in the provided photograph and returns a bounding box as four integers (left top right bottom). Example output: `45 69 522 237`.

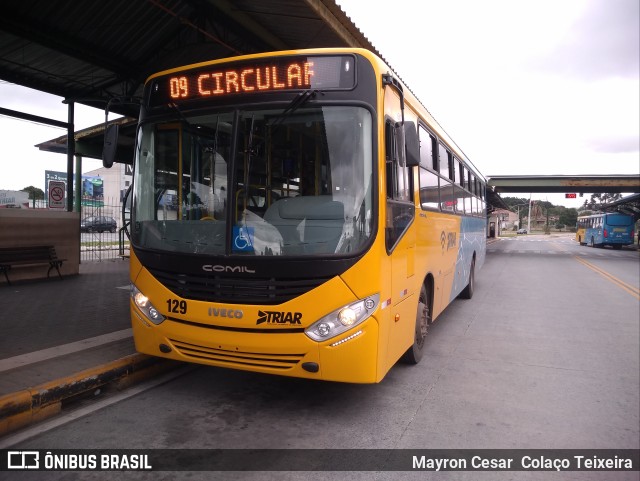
317 322 331 337
149 307 161 321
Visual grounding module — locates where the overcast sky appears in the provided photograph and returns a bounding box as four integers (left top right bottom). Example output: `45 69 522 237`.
1 0 638 208
0 82 107 190
337 0 639 206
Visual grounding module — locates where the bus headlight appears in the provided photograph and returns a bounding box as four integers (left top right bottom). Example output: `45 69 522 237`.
305 294 379 342
131 284 166 325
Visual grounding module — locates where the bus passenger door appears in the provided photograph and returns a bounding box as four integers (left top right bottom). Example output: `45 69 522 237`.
383 86 416 364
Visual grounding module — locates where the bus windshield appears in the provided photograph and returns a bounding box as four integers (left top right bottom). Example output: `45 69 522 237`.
131 105 374 257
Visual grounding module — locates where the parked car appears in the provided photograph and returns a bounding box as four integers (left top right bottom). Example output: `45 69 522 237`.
81 216 117 233
517 228 528 234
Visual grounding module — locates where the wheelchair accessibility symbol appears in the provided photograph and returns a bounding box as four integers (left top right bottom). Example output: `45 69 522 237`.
233 225 254 252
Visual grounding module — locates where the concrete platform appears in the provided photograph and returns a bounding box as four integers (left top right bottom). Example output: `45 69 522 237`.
0 259 179 436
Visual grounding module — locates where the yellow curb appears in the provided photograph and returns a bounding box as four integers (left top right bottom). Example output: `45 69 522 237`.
0 389 32 435
0 354 179 437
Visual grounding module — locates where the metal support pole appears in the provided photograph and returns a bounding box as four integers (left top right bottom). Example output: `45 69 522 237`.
75 154 82 213
66 101 75 212
527 195 532 234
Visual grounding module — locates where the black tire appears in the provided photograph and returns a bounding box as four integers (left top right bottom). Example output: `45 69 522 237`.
401 285 430 364
459 257 475 300
613 244 622 250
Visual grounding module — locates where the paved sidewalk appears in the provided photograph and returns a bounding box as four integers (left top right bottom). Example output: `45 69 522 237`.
0 259 178 436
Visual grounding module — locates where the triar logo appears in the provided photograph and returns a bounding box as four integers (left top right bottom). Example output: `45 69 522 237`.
256 310 302 325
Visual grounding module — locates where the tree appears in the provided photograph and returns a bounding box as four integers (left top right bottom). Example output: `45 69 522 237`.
21 186 44 201
537 200 554 212
582 193 622 210
553 206 578 229
501 197 529 209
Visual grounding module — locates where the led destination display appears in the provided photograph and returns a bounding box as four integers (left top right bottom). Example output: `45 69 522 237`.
148 55 355 108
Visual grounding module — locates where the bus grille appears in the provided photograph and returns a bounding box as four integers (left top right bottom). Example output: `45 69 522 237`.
149 268 331 305
169 339 304 370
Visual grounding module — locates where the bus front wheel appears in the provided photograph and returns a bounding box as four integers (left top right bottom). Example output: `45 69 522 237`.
401 285 430 365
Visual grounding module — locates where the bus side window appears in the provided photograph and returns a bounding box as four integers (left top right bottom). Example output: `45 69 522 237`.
418 125 439 210
385 120 411 202
438 143 454 212
385 121 397 199
384 117 415 252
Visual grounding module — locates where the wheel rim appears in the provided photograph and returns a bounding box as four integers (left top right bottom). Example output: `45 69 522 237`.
415 290 429 349
415 303 427 349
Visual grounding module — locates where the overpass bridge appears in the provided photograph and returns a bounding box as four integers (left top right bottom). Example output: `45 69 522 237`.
487 175 640 194
486 175 640 219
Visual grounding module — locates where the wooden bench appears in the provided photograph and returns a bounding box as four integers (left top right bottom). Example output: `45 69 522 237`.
0 246 66 285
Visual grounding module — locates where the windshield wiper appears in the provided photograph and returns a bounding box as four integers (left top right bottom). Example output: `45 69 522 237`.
269 89 324 132
246 88 324 160
167 102 193 128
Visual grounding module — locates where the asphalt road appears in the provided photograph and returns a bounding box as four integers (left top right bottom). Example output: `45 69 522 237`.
3 233 639 481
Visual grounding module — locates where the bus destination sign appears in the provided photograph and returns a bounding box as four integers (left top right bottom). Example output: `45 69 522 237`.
148 55 355 108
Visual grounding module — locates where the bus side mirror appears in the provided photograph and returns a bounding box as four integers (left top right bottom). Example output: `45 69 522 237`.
102 124 119 168
404 121 420 167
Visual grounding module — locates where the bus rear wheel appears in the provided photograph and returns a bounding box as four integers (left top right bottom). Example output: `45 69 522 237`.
401 285 430 364
459 257 475 299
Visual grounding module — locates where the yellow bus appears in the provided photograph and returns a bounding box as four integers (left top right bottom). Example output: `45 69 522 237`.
576 215 589 245
107 48 487 383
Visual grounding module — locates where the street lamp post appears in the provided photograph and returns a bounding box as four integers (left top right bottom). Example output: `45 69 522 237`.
513 202 529 231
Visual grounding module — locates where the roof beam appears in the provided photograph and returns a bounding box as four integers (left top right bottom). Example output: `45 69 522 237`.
205 0 290 51
0 107 69 129
0 15 134 80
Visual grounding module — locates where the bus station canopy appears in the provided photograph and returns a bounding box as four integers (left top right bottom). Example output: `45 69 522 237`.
0 0 378 119
1 0 382 211
4 1 637 212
